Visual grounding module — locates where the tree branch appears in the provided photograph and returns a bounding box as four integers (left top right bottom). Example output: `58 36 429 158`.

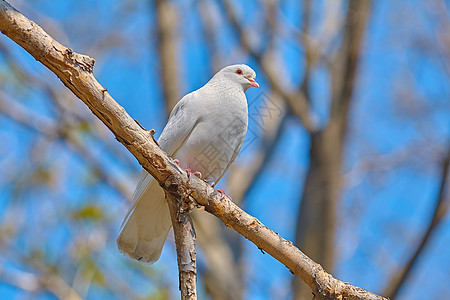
382 147 450 299
0 1 386 299
166 193 197 300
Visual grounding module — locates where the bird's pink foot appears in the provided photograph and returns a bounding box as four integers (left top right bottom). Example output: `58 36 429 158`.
217 189 231 199
193 171 202 178
185 168 202 179
174 159 181 166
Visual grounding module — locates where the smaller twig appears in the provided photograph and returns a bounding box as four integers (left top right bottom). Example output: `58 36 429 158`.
134 119 147 131
383 147 450 299
165 192 197 300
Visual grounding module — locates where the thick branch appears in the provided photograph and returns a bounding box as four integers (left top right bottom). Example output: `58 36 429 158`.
166 193 197 300
0 2 386 299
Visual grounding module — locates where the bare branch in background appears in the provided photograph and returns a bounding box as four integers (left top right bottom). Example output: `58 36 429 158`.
154 0 180 113
382 147 450 299
220 0 315 132
0 2 386 299
224 0 292 206
0 91 130 198
226 0 289 205
294 1 372 298
299 0 313 98
0 265 82 300
197 0 221 72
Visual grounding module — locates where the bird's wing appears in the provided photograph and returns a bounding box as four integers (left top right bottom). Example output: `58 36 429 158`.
126 91 200 213
213 135 245 184
158 92 200 156
123 92 199 215
116 92 201 263
116 174 170 263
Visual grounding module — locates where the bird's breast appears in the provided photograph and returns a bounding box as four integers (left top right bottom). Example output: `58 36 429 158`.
174 94 248 184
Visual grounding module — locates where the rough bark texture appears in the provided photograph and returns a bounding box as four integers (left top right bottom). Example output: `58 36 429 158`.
0 1 386 299
192 210 244 300
166 193 197 300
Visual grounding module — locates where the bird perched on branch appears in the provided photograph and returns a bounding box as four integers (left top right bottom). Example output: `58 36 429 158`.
117 64 259 263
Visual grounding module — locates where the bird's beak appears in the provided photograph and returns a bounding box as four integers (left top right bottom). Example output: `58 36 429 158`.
247 78 260 88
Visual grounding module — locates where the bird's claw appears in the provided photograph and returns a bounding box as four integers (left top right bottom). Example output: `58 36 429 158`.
174 159 181 166
217 189 231 199
185 168 202 179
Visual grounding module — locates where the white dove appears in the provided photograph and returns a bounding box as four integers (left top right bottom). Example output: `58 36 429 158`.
117 64 259 263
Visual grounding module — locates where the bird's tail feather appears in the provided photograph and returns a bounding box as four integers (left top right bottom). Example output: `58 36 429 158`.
116 171 172 263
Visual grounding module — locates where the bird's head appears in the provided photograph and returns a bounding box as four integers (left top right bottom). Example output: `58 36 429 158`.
219 64 259 91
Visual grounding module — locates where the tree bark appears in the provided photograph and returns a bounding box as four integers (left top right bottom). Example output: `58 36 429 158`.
166 193 197 300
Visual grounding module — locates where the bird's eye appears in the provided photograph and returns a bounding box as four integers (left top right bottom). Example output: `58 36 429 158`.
236 69 243 75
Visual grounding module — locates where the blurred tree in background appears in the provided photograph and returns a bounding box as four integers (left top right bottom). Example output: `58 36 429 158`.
0 0 449 299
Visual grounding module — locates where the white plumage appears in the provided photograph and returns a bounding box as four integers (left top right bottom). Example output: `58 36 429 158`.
117 64 259 263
